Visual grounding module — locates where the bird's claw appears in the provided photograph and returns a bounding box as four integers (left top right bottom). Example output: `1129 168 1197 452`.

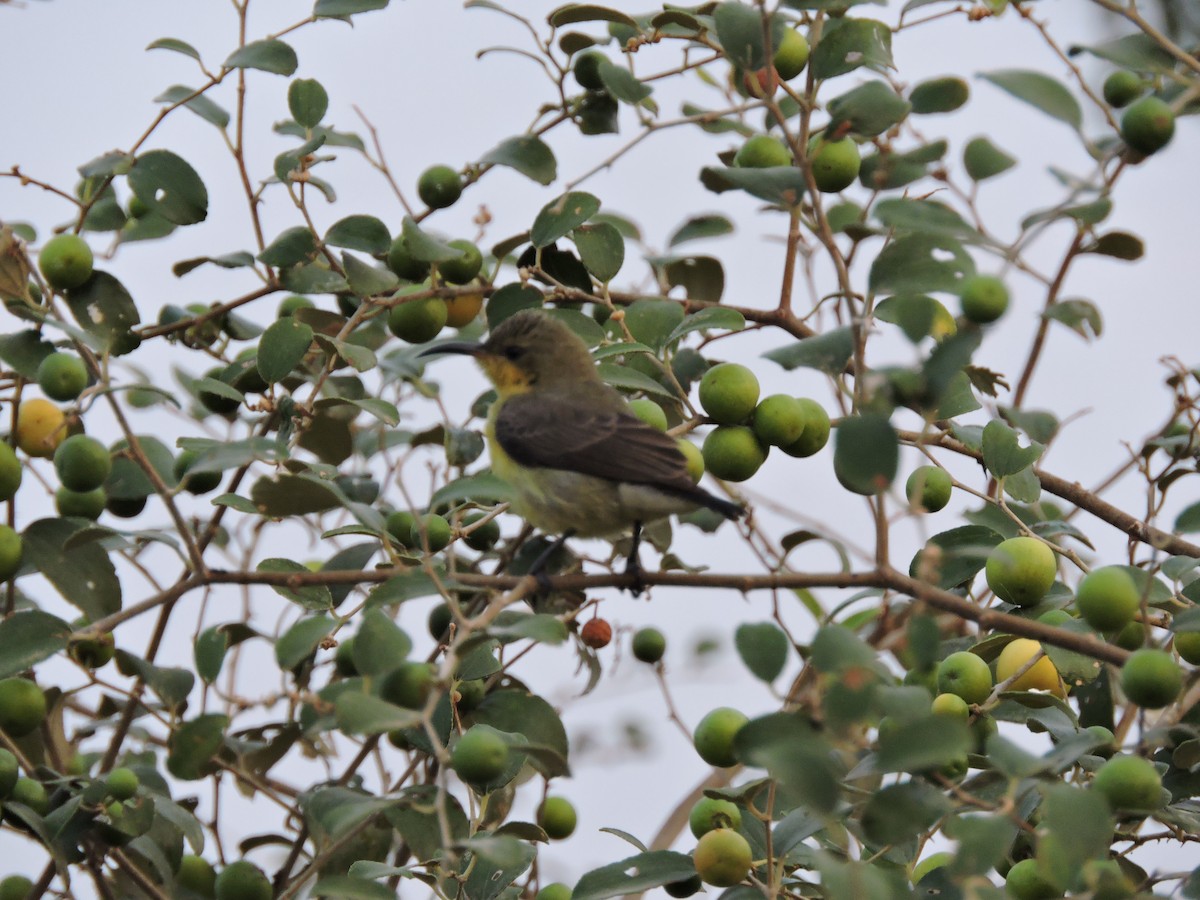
623 552 646 596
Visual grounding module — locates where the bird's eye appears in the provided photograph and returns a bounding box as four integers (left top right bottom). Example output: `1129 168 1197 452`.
504 346 524 361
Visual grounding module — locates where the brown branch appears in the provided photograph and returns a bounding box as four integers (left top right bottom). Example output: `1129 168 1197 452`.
1011 229 1085 409
899 429 1200 559
204 565 1131 665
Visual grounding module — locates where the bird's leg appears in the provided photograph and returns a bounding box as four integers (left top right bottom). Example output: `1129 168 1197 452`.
528 530 574 594
623 520 645 595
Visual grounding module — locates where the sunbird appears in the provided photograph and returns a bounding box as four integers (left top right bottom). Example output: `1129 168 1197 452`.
421 310 744 582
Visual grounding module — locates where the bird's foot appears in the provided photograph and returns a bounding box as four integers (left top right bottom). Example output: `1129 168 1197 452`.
623 520 646 595
526 531 573 596
623 551 646 596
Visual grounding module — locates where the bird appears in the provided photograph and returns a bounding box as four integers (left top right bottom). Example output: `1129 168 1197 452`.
420 309 745 587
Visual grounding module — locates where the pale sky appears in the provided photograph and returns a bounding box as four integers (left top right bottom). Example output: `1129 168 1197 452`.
0 0 1194 893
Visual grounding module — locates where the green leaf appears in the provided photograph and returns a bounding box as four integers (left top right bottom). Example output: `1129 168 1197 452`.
1070 32 1176 73
116 651 194 710
472 691 570 778
146 37 201 61
835 415 899 495
531 192 601 249
910 76 970 114
258 317 314 384
572 223 624 282
342 253 399 297
868 233 974 295
313 336 378 374
0 610 71 679
1000 406 1060 444
325 215 390 255
668 214 733 247
352 609 413 677
735 622 790 682
572 851 696 900
1176 501 1200 533
811 17 893 79
1022 197 1115 231
310 876 396 900
665 306 745 344
861 781 951 845
172 251 256 277
1083 231 1144 261
763 326 853 374
859 141 947 191
982 419 1044 477
811 624 880 674
622 299 685 351
66 271 142 356
194 626 230 685
193 376 243 404
365 570 445 607
463 835 537 900
713 2 771 70
429 473 515 509
177 436 281 474
314 0 390 16
274 133 326 183
596 363 675 399
167 714 228 780
597 58 652 105
259 226 318 267
873 198 985 244
317 396 397 427
875 294 948 343
153 85 230 129
735 713 840 813
910 525 1003 590
490 612 569 645
276 615 336 671
401 216 461 263
250 473 343 516
128 149 208 226
256 558 333 610
480 135 557 186
826 81 911 137
548 4 638 27
24 518 121 620
699 165 806 206
1036 784 1115 886
1043 299 1102 340
979 69 1082 131
877 714 971 773
963 136 1017 181
0 330 56 380
105 436 176 499
662 256 724 303
223 39 298 76
945 814 1015 877
336 692 421 735
288 77 329 128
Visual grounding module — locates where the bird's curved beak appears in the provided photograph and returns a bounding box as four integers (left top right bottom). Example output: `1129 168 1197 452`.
418 341 483 358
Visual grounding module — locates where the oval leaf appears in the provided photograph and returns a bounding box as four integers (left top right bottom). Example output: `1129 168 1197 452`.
223 39 299 76
735 622 790 682
978 69 1082 131
531 192 601 249
258 316 314 384
834 414 899 495
481 135 557 186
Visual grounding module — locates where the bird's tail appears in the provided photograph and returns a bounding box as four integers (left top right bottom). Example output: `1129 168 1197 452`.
670 486 746 521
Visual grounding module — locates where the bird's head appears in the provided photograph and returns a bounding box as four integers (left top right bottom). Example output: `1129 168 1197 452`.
420 309 598 396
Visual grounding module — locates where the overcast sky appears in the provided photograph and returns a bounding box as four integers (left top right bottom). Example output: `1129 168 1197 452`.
0 0 1194 891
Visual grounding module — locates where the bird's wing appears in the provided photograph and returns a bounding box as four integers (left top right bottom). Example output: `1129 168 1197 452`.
494 392 696 492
